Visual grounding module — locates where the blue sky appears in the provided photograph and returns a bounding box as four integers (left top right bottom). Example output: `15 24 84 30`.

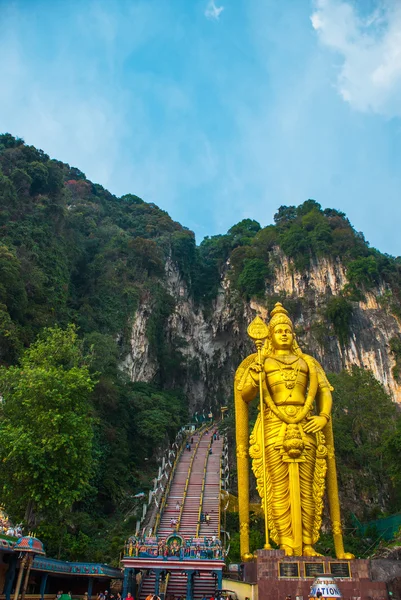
1 0 401 255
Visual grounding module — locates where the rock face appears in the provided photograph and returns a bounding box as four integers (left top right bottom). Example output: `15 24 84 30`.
123 250 401 407
121 300 158 382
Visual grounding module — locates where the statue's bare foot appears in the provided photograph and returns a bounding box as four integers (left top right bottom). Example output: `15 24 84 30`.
337 552 355 560
280 544 293 556
303 545 322 557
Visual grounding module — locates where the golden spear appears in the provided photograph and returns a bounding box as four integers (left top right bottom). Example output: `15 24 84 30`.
247 316 271 550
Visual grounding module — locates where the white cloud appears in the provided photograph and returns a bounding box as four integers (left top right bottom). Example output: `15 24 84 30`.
205 1 224 21
311 0 401 116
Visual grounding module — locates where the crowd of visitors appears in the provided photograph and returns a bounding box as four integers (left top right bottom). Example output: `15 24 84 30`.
205 430 220 442
200 512 211 524
164 594 234 600
172 504 215 529
95 590 123 600
54 591 234 600
203 595 235 600
55 590 126 600
98 591 235 600
205 429 220 456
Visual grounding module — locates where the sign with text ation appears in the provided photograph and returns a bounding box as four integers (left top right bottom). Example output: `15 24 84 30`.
310 576 342 598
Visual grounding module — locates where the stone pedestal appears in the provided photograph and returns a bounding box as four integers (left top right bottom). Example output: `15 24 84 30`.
256 550 388 600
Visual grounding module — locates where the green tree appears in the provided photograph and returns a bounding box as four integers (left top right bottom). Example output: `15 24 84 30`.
309 220 333 255
0 245 27 320
252 225 278 258
297 199 322 216
347 256 380 289
389 336 401 381
329 367 398 517
273 205 297 226
383 418 401 498
237 258 270 298
192 234 232 303
0 325 95 526
0 303 22 364
325 296 353 346
0 174 17 208
228 219 261 247
120 193 143 205
279 224 310 269
10 168 32 196
0 133 24 150
170 231 197 287
27 161 49 195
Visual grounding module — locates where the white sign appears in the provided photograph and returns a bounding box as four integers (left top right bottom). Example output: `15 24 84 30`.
310 576 342 598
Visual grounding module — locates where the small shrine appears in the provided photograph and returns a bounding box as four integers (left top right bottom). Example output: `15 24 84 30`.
0 534 122 600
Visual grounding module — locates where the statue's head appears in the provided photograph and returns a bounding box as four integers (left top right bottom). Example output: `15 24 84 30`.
269 302 293 332
266 303 299 354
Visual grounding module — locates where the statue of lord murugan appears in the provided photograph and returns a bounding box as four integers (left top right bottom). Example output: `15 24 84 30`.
235 302 354 560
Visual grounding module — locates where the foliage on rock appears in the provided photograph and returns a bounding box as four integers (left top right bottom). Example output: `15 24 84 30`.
324 296 353 346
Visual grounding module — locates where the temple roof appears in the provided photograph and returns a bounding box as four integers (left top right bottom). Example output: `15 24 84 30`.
14 536 45 555
32 557 123 578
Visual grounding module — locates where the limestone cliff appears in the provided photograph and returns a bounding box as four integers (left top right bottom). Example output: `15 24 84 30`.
123 249 401 407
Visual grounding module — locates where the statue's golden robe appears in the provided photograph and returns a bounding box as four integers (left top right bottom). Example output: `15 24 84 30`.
236 353 330 555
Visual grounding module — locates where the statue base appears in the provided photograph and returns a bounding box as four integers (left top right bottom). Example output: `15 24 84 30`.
254 550 388 600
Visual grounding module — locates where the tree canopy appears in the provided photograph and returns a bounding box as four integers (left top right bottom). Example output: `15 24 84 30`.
0 325 95 526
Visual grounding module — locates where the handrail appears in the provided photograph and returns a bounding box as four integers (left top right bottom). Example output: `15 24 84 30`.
155 423 208 536
176 427 207 531
155 444 184 533
160 571 170 599
218 436 224 539
154 433 189 534
196 433 214 536
136 571 144 599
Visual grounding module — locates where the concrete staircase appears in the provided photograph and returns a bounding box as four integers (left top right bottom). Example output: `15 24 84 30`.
139 571 155 600
179 434 211 537
193 572 218 600
166 572 188 598
157 432 202 538
138 426 224 599
199 434 223 539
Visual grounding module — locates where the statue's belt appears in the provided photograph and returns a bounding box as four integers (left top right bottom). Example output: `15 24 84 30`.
261 416 318 448
263 405 314 420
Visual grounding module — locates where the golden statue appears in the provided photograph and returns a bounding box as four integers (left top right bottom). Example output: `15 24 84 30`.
235 303 354 560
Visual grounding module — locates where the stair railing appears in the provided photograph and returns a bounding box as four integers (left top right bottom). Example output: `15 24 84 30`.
217 436 224 539
154 433 189 534
160 571 170 600
176 426 208 531
136 570 145 600
196 434 214 536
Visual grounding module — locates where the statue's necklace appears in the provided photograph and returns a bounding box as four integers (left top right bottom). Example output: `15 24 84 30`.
272 356 300 389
